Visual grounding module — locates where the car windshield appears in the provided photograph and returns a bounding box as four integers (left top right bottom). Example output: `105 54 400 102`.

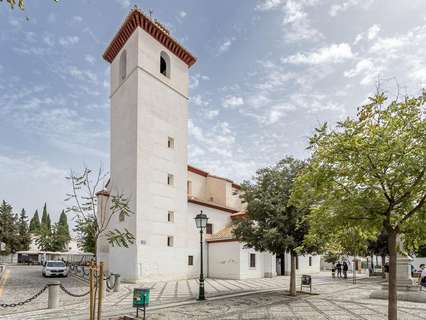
46 261 65 268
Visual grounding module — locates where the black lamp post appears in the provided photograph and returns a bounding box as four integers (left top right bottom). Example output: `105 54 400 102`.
194 211 208 301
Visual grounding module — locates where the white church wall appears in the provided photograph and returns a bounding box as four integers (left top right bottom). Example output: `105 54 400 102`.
134 26 190 282
239 245 266 279
187 202 233 278
108 28 141 282
208 241 241 279
188 171 208 199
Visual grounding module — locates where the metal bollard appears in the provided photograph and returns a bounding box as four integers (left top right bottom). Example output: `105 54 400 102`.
47 281 60 309
113 274 121 292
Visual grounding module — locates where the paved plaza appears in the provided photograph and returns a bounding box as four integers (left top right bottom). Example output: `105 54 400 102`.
1 267 426 319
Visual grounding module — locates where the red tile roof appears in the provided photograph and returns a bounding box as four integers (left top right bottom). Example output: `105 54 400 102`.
103 6 196 67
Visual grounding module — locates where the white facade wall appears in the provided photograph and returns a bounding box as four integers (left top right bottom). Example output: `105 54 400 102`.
282 253 321 275
187 202 233 279
208 241 241 279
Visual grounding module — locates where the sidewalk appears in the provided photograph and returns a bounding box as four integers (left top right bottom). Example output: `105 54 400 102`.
0 272 366 320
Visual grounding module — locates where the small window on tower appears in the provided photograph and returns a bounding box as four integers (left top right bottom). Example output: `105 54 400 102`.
119 50 127 81
168 137 174 149
167 236 174 247
188 255 194 266
160 51 170 78
167 174 174 186
168 211 174 222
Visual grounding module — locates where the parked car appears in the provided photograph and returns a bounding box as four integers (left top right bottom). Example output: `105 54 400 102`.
42 260 69 277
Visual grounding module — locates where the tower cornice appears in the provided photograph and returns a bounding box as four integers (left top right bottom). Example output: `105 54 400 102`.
103 7 197 67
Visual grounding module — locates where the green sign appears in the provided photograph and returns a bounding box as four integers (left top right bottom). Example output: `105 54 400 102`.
133 288 150 307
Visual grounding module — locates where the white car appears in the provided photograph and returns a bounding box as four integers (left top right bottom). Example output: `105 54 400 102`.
42 260 69 277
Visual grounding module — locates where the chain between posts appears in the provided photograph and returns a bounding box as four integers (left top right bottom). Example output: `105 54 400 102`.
59 284 90 297
0 285 48 308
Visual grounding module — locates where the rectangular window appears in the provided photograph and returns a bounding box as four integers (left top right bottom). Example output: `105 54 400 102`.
206 223 213 235
167 174 174 186
309 256 312 267
168 211 174 223
168 137 174 149
187 180 192 195
167 236 174 247
188 255 194 266
296 256 299 270
249 253 256 268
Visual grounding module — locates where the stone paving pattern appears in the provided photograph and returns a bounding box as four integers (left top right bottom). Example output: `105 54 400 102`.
1 266 426 319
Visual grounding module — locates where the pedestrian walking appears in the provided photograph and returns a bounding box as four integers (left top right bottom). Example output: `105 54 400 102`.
343 261 348 279
336 261 342 278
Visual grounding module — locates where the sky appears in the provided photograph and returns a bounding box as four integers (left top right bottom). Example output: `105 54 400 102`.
1 0 426 221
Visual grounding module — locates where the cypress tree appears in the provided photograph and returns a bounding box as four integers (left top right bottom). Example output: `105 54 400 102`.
29 210 41 233
57 210 71 250
17 209 31 251
0 200 19 254
40 203 51 231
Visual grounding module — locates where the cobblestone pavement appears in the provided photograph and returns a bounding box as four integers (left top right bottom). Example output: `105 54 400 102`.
0 265 93 316
2 269 426 319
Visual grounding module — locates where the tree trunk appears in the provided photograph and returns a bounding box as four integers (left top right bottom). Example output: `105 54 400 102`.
381 255 386 278
290 252 297 296
388 230 398 320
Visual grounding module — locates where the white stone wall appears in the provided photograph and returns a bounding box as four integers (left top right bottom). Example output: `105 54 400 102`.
283 253 321 275
208 241 241 279
187 202 233 279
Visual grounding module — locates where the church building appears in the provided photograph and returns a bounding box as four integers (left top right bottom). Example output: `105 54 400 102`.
96 7 320 283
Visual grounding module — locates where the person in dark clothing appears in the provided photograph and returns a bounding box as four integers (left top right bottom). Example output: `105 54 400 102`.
336 261 342 278
343 261 348 279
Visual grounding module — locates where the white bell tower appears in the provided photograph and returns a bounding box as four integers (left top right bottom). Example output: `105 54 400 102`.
102 7 196 282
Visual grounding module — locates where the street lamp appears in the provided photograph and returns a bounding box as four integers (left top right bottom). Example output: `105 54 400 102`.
194 211 208 301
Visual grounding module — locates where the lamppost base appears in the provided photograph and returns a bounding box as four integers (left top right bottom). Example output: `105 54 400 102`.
197 297 206 301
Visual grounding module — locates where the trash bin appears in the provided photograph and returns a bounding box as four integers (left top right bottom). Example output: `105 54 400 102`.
301 275 312 293
133 288 150 319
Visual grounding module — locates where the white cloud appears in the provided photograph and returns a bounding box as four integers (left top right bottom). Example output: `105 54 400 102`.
72 16 83 23
205 110 219 119
283 43 353 64
85 54 96 64
192 94 209 107
329 0 375 16
255 0 285 11
282 0 323 42
179 11 187 18
115 0 130 9
43 35 55 47
189 74 209 89
218 38 234 55
59 36 79 47
344 59 374 78
266 104 296 124
367 24 380 40
223 96 244 108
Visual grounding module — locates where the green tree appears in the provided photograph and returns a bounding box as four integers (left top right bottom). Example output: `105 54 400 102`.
0 200 19 254
40 203 51 232
233 157 311 296
17 209 31 251
367 230 389 275
66 167 134 256
74 216 97 253
291 91 426 320
29 209 41 234
56 210 71 250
